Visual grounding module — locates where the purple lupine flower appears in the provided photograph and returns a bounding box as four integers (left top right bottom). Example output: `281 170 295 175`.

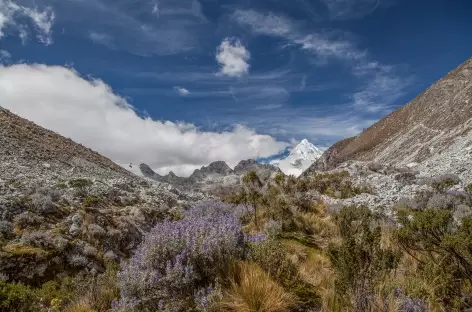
114 201 253 311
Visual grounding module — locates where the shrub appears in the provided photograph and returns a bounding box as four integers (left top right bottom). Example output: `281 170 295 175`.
0 221 13 239
69 179 93 188
395 207 472 309
431 174 461 192
0 280 38 312
21 231 68 251
219 261 294 312
30 193 55 214
248 239 299 288
68 254 89 268
82 196 101 208
35 187 63 202
395 172 417 185
426 193 457 210
115 201 249 311
328 206 399 312
13 212 44 231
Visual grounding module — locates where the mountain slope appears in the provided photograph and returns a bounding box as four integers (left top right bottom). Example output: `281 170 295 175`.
0 107 204 283
269 139 323 176
304 56 472 181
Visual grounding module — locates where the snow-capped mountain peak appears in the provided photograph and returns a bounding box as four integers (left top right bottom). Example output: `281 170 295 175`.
289 139 323 162
261 139 323 177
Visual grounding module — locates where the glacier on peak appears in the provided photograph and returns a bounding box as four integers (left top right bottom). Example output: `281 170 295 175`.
258 139 323 177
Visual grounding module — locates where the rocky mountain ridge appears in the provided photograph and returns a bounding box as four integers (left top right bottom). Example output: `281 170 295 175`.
139 159 282 195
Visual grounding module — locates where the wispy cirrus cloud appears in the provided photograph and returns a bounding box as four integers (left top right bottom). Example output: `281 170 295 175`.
232 9 410 113
0 0 55 44
321 0 394 20
89 31 114 48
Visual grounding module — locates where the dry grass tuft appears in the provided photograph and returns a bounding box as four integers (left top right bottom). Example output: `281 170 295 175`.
64 300 95 312
219 261 294 312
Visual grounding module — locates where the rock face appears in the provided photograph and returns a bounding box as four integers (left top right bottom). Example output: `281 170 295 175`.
140 159 281 195
304 56 472 182
0 107 206 283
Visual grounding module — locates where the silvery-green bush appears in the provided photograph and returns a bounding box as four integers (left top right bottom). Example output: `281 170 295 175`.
114 201 250 312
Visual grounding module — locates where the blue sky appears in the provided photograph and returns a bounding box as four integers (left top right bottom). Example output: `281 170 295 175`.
1 0 472 175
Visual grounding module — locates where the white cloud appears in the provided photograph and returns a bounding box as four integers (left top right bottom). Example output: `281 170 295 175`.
152 2 159 16
0 0 55 44
232 9 293 37
174 86 190 96
295 34 366 62
216 38 250 77
0 49 10 62
0 64 288 176
89 31 114 47
321 0 391 20
232 9 410 113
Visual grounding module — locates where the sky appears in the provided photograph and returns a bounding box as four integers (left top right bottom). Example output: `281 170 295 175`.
0 0 471 176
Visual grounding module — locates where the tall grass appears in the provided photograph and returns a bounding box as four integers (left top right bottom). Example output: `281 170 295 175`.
219 261 294 312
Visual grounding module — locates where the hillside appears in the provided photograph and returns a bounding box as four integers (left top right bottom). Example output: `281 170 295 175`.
305 56 472 181
0 107 205 284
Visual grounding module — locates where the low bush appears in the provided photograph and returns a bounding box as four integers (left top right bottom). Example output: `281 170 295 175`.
69 179 93 188
0 280 38 312
30 193 55 214
431 174 461 192
114 201 249 311
82 196 101 208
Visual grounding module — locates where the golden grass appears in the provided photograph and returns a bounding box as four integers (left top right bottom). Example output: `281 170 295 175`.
2 242 48 257
64 301 95 312
219 261 295 312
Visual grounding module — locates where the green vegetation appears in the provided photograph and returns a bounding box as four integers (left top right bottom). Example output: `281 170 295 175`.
82 196 101 208
68 179 93 188
2 172 472 312
0 281 37 312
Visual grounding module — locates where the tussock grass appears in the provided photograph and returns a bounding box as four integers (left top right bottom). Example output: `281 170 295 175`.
219 261 295 312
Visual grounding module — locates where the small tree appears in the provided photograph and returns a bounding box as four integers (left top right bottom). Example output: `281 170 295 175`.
243 172 262 228
328 206 399 311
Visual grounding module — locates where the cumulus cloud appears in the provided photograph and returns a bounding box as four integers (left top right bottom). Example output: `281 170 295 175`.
0 64 288 176
216 38 250 77
174 86 190 96
0 0 55 44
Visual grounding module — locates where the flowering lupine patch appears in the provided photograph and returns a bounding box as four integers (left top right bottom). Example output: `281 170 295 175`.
114 201 251 311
